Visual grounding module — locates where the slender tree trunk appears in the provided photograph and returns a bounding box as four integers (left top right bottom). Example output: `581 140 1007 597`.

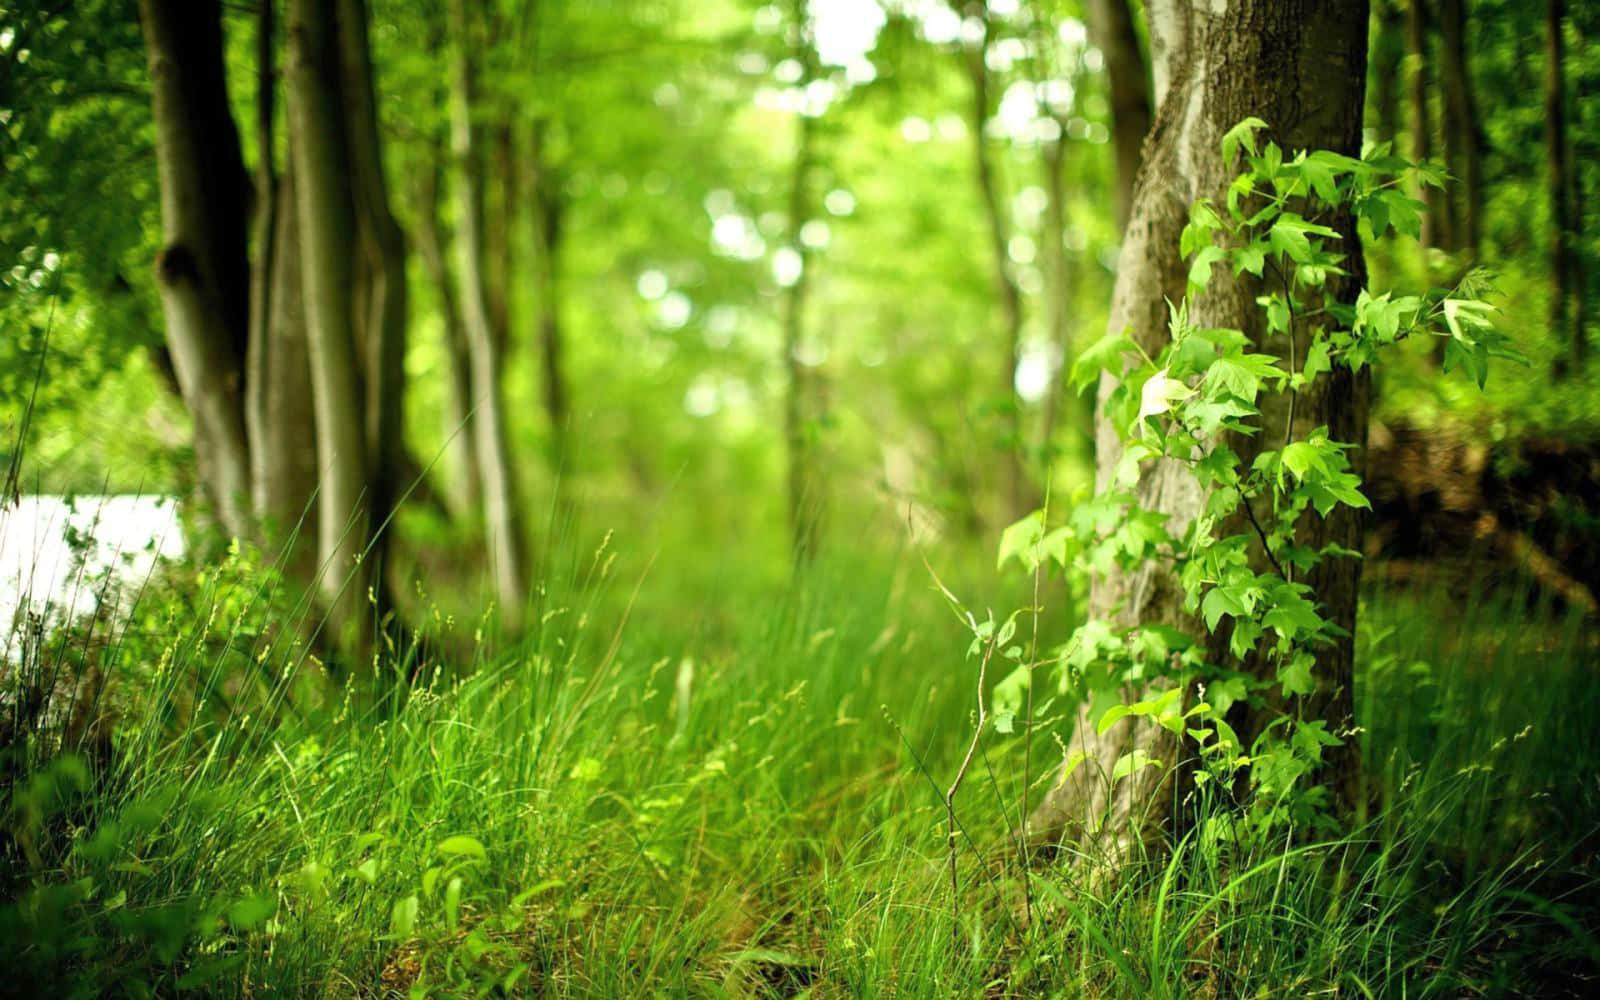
138 0 253 540
1026 0 1371 855
1085 0 1154 233
1037 127 1073 459
529 120 571 476
246 162 320 578
286 0 372 642
960 2 1028 520
1438 0 1482 256
783 28 820 566
1407 0 1448 250
1572 19 1588 367
1371 0 1405 144
487 122 516 358
333 0 408 615
413 141 484 518
450 0 527 620
1546 0 1583 372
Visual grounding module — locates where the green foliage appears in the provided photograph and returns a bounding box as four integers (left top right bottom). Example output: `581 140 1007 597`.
1003 120 1511 839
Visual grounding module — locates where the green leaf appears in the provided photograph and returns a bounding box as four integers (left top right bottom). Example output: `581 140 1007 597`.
1187 244 1227 292
1202 585 1251 631
1070 329 1138 391
1221 116 1269 165
1277 653 1316 697
391 894 420 938
436 835 487 861
998 510 1045 570
1112 749 1163 782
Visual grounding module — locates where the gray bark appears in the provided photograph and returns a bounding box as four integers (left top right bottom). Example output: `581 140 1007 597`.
1027 0 1371 855
286 0 372 639
139 0 254 540
246 163 320 578
450 0 528 620
334 0 409 600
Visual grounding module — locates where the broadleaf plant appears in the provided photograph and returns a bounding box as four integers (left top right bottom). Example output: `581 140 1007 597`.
999 121 1513 840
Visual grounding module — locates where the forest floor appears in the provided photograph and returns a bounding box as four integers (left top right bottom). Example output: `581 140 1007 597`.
3 535 1599 997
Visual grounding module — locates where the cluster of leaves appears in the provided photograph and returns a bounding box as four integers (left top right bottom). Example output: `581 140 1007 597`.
997 120 1509 835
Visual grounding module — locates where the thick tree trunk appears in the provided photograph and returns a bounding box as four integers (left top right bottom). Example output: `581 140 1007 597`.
450 0 528 621
1546 0 1583 372
286 0 372 642
961 2 1028 520
138 0 253 540
1085 0 1154 233
1438 0 1482 256
1026 0 1371 855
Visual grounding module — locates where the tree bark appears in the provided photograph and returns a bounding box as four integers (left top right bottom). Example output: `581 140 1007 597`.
450 0 528 621
138 0 254 540
1546 0 1584 372
1438 0 1483 256
413 138 484 519
1085 0 1154 233
1036 126 1074 459
246 162 320 579
1026 0 1371 856
1370 0 1405 144
333 0 408 614
1407 0 1448 250
286 0 372 641
783 16 820 566
960 1 1028 521
529 121 571 478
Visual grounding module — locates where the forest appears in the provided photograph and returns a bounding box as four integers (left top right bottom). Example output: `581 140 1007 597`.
2 0 1598 995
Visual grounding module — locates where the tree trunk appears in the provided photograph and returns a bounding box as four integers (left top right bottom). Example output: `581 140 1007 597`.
1085 0 1154 233
1546 0 1583 372
246 162 320 579
413 139 484 519
783 24 820 566
286 0 372 643
1026 0 1371 855
1407 0 1448 250
333 0 408 616
1370 0 1405 143
450 0 528 621
1036 126 1073 459
961 2 1028 521
1438 0 1483 256
138 0 254 540
529 120 571 476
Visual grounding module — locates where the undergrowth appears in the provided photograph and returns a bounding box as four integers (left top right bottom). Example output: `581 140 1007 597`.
2 531 1597 998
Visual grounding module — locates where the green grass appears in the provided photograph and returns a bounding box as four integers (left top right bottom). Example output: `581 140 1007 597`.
3 537 1598 997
